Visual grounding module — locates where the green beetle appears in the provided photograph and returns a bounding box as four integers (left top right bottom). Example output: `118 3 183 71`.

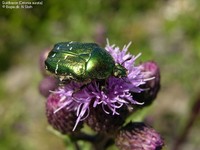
45 42 127 83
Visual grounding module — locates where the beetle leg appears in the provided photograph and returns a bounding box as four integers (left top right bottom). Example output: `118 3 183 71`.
72 84 88 97
96 79 107 92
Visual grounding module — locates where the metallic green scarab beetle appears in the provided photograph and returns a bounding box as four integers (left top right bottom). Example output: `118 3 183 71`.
45 42 127 82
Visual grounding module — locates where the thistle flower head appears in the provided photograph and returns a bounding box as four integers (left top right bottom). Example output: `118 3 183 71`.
49 41 150 131
46 92 83 134
115 122 164 150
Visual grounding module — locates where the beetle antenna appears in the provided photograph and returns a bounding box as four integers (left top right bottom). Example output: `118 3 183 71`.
121 56 132 65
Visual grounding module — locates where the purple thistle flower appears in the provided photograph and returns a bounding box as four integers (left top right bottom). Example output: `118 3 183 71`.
51 40 150 130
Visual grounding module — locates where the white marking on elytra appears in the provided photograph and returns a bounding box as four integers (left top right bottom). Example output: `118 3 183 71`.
55 60 60 74
55 64 58 74
67 41 73 47
69 47 72 50
57 46 60 50
52 53 56 57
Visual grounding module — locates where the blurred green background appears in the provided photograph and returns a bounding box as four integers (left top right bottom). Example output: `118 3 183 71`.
0 0 200 149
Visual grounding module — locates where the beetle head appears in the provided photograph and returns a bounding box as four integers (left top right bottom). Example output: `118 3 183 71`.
113 64 127 78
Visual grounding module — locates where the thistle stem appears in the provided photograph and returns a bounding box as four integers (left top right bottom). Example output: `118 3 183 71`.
70 132 113 150
173 93 200 150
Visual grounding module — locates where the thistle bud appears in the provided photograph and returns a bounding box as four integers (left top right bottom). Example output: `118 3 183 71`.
116 122 164 150
39 76 59 97
46 93 83 134
85 105 129 135
93 23 106 46
39 49 51 76
132 61 160 106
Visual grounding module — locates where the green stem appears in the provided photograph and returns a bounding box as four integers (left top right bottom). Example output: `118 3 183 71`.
70 132 114 150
